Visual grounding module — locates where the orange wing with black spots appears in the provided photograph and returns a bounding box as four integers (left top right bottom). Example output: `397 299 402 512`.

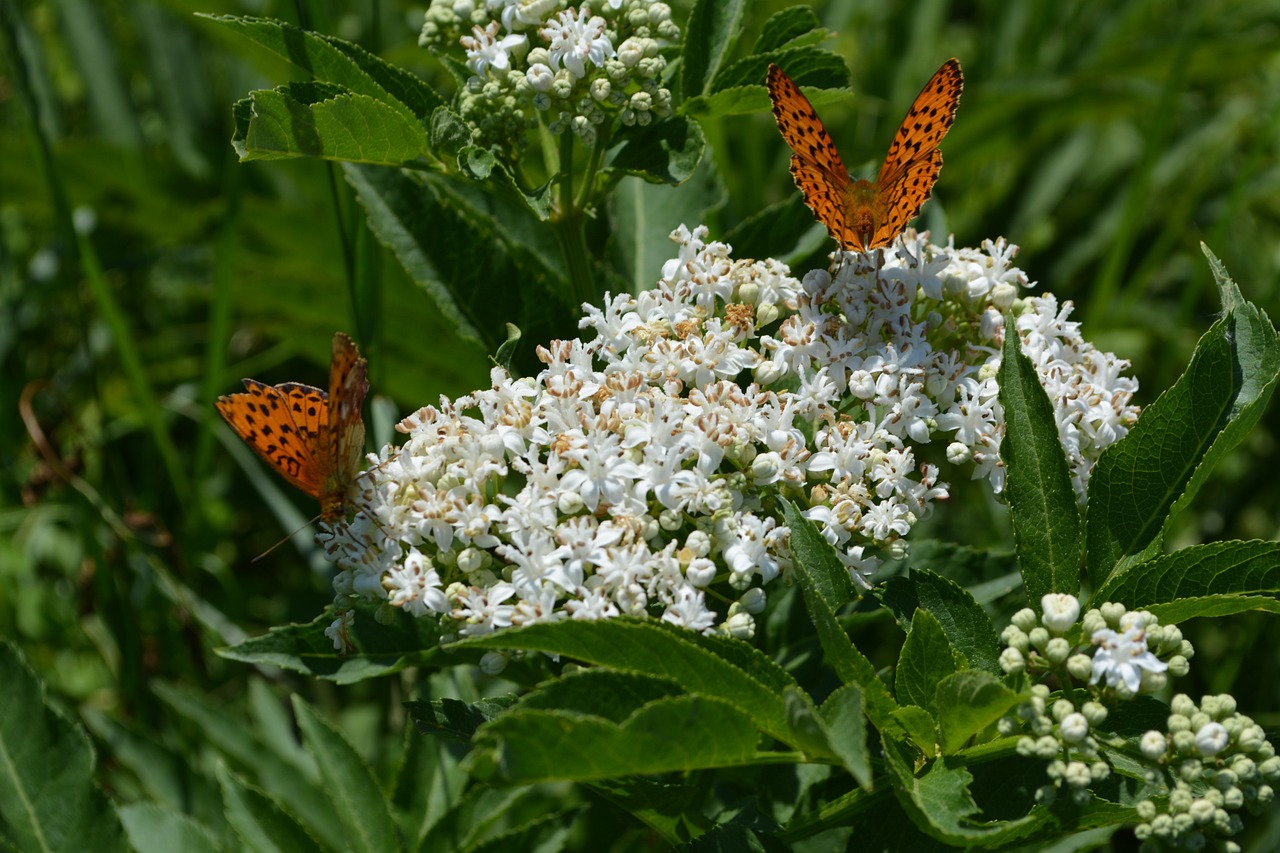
767 59 963 253
217 332 368 523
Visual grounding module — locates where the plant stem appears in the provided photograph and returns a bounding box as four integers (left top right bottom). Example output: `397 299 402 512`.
555 131 595 308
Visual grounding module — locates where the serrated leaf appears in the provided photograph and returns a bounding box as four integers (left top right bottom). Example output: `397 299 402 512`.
0 643 127 853
451 619 798 744
609 116 707 185
519 669 686 721
469 696 761 783
681 0 746 98
998 318 1083 602
892 705 939 758
217 606 441 683
781 500 901 734
877 570 1001 675
935 671 1023 755
293 698 403 853
199 14 440 123
216 764 324 853
881 734 1044 844
819 683 872 789
1087 254 1280 585
897 609 961 714
231 84 426 164
783 686 838 761
118 803 219 853
751 6 824 54
1090 540 1280 620
713 48 848 98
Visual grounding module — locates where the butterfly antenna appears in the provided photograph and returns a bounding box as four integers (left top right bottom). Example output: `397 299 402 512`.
250 515 320 563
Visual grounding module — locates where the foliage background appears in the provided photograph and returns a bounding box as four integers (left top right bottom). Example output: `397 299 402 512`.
1 0 1278 849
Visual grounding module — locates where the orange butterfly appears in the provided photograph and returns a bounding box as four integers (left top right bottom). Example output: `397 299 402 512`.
767 59 963 253
216 332 369 523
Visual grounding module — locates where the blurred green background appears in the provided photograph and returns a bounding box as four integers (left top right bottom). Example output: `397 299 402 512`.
2 0 1278 847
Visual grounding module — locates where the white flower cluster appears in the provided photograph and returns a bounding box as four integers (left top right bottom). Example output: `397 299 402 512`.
420 0 677 149
318 227 1139 650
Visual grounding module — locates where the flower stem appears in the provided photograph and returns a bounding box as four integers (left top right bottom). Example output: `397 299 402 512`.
556 131 595 308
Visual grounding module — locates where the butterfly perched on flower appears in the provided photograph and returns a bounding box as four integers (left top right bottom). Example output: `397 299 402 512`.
767 59 963 253
216 332 369 523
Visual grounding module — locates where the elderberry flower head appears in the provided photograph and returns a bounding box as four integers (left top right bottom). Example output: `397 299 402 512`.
316 226 1139 652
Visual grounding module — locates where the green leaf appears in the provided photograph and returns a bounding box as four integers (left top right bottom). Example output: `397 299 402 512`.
609 116 707 185
610 159 726 294
892 705 939 758
217 606 442 683
935 671 1023 755
154 683 345 850
751 6 825 54
293 698 403 853
452 619 799 744
684 48 848 118
819 683 872 789
406 696 519 742
199 14 440 123
781 499 900 733
468 695 762 783
118 803 219 853
588 776 712 846
681 0 746 98
0 641 127 853
881 734 1044 844
998 316 1083 601
231 83 427 164
877 570 1001 675
1086 254 1280 585
217 764 325 853
897 609 961 714
1090 540 1280 620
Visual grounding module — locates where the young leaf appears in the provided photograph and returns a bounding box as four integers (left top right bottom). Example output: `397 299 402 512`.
876 569 1001 675
199 15 440 123
897 609 962 714
681 0 746 98
608 115 707 185
217 606 442 683
998 317 1083 602
468 696 762 783
231 84 427 164
1087 252 1280 585
935 671 1023 755
293 697 404 853
819 683 872 789
0 642 127 853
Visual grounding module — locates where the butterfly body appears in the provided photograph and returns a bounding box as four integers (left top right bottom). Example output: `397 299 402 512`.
767 59 963 254
217 333 368 523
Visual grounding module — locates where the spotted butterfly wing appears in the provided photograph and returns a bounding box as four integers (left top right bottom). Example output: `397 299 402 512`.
216 332 368 523
767 59 964 253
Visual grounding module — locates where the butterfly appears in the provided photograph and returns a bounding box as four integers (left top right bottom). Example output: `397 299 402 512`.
767 59 963 253
216 332 369 524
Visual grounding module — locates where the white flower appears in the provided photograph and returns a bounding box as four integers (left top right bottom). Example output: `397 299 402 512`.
460 22 527 77
384 548 450 616
1090 626 1168 695
541 7 614 79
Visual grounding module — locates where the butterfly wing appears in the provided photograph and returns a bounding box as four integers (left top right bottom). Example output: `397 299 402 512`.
869 149 944 249
875 58 963 193
767 64 866 252
216 379 329 500
321 332 369 522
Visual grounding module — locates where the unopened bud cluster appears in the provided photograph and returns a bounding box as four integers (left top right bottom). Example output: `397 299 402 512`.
420 1 678 152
